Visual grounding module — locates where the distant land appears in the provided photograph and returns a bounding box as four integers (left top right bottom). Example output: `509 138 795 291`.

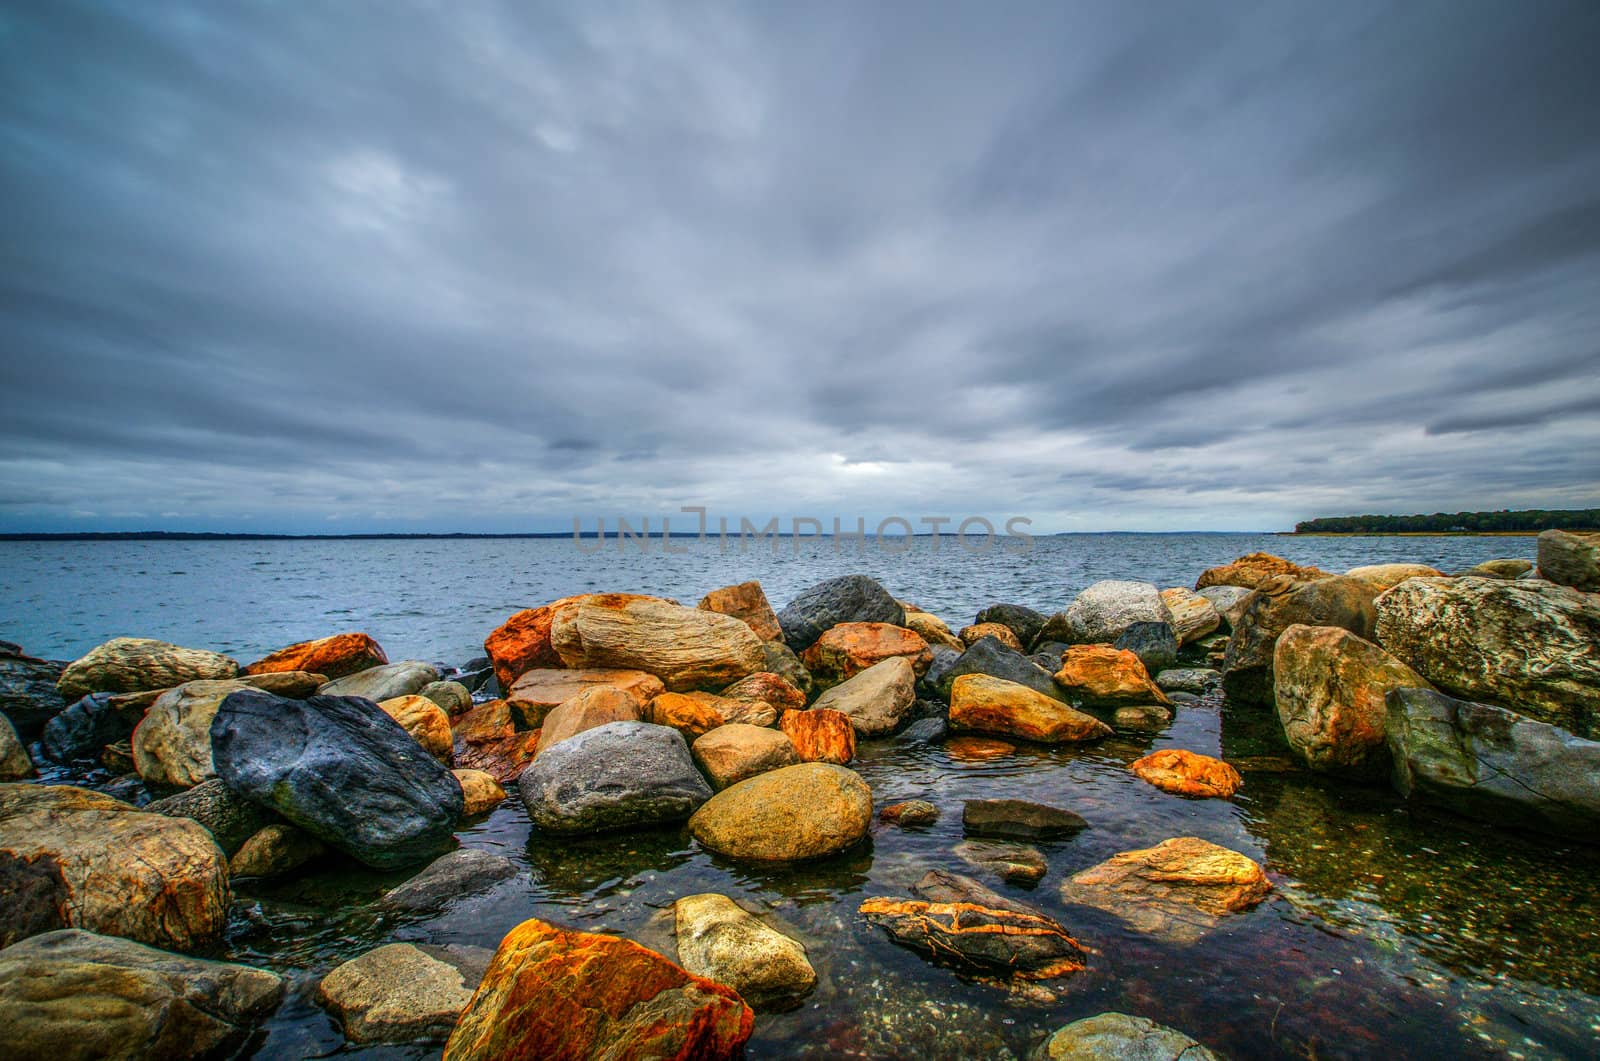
1294 508 1600 535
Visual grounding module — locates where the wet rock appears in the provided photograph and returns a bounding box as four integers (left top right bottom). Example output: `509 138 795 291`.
691 723 800 789
859 892 1085 980
1196 551 1329 591
811 657 917 737
483 594 668 693
688 762 872 862
1537 529 1600 591
533 686 642 759
1158 587 1221 645
518 721 710 834
385 849 519 913
450 700 539 784
959 622 1024 652
1345 562 1446 591
552 598 765 692
1387 687 1600 839
506 667 665 729
698 580 783 641
1196 585 1253 628
420 679 473 716
56 638 238 702
1060 836 1271 944
452 768 506 816
945 735 1017 760
132 680 260 788
777 574 905 652
145 778 275 856
317 660 440 702
879 799 939 826
1113 621 1180 674
228 823 324 879
0 713 33 779
936 637 1069 704
645 691 730 741
975 603 1049 649
1273 624 1432 777
780 708 856 763
1221 575 1378 706
1155 667 1219 694
1373 576 1600 739
1037 1012 1222 1061
374 694 455 761
761 640 814 698
900 716 948 743
950 673 1113 743
319 942 477 1044
244 632 387 680
40 692 145 764
901 608 964 651
442 917 753 1061
0 784 229 951
674 892 816 1011
721 671 808 714
963 798 1087 840
1112 705 1173 732
211 690 463 869
0 929 283 1061
801 622 933 690
97 739 130 774
1457 557 1533 579
1129 749 1242 799
1040 580 1172 646
955 840 1048 885
1053 646 1171 708
0 647 66 739
922 644 963 698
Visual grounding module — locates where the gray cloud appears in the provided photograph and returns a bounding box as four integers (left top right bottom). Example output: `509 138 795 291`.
1 0 1597 533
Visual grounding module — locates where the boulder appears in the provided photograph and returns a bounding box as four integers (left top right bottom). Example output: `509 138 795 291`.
56 638 238 702
552 598 765 691
385 849 519 913
210 690 463 869
779 709 856 764
1038 581 1171 646
859 892 1084 981
1345 562 1446 591
879 799 939 826
450 700 540 785
483 593 669 693
420 680 473 716
1060 836 1270 944
1113 622 1180 674
954 840 1048 885
41 692 144 764
958 622 1023 652
0 647 66 738
811 657 917 737
319 942 478 1044
507 667 665 729
1457 557 1533 579
443 918 752 1061
691 724 800 789
721 671 807 714
517 721 710 834
1273 624 1432 777
1386 687 1600 839
950 673 1113 743
0 784 229 951
1155 668 1219 695
698 581 783 641
674 893 816 1010
777 575 905 652
0 713 33 779
1158 588 1221 645
974 603 1049 649
645 692 731 741
1196 551 1328 591
936 637 1071 704
688 762 872 862
453 769 507 816
1221 575 1378 706
228 823 324 879
801 622 933 690
1113 705 1173 732
1128 749 1242 799
317 660 440 702
1537 529 1600 591
1052 646 1170 708
1196 585 1253 628
962 798 1088 840
377 694 454 761
1373 576 1600 739
132 679 254 788
761 640 814 698
243 632 387 680
533 686 642 758
145 779 276 857
0 929 283 1061
901 609 964 651
1038 1012 1222 1061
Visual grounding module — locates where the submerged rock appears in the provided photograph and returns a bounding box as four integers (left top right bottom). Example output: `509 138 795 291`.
689 762 872 862
1060 836 1270 944
674 892 816 1010
777 575 905 652
517 721 710 834
1112 705 1173 732
802 622 933 689
56 637 238 702
859 889 1085 981
1052 646 1170 708
228 823 324 879
1154 667 1219 695
698 580 783 641
955 840 1048 885
779 708 856 764
1221 575 1378 706
1537 529 1600 591
552 598 765 692
319 942 478 1044
811 657 917 737
879 799 940 827
385 849 519 913
244 632 387 680
950 673 1112 743
1196 551 1328 591
692 723 799 789
1038 1012 1222 1061
317 660 440 702
963 798 1088 840
1128 749 1242 799
1041 580 1171 646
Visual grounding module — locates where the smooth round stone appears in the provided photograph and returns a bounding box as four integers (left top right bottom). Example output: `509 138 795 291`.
688 763 872 862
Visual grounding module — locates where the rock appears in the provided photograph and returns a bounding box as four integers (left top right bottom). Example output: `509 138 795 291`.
858 893 1085 980
1373 576 1600 738
244 632 387 680
721 671 808 714
1345 562 1446 591
319 942 477 1044
1038 580 1172 646
1113 705 1173 732
937 637 1071 704
239 670 328 698
376 694 455 761
1457 557 1533 579
517 721 710 834
483 594 669 693
1221 575 1378 706
1273 624 1433 777
552 598 765 692
0 929 283 1061
689 690 778 727
645 691 730 741
385 849 519 913
950 673 1113 743
0 784 229 951
1114 621 1180 674
913 868 1040 912
129 679 248 788
1537 529 1600 591
760 640 813 698
800 622 933 690
211 690 463 869
229 823 324 878
98 739 131 774
0 648 66 738
1196 585 1253 628
955 840 1048 885
879 799 939 826
1038 1012 1222 1061
698 581 782 641
674 893 816 1010
507 667 665 729
810 657 917 737
1155 668 1219 694
963 798 1088 840
443 918 753 1061
55 638 238 702
901 608 964 651
1128 749 1242 799
778 708 856 764
453 769 507 816
450 700 540 784
1196 551 1328 591
688 762 872 862
533 686 642 758
945 735 1017 761
1060 836 1271 944
691 724 799 789
0 714 33 779
1158 588 1221 645
959 622 1023 652
777 574 905 652
40 692 143 764
145 779 276 856
317 660 440 702
1386 687 1600 839
900 717 948 743
1053 646 1171 708
420 680 473 716
974 603 1049 649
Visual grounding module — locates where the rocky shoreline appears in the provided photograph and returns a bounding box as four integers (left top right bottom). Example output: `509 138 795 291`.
1 529 1597 1058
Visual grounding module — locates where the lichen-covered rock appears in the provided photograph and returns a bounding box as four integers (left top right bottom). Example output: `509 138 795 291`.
228 823 324 879
1039 1012 1222 1061
800 622 933 689
691 723 799 789
780 709 856 763
1155 668 1219 695
1221 575 1378 706
698 581 783 641
533 686 642 759
645 691 731 740
777 575 905 652
1052 646 1170 708
420 680 473 716
1196 585 1253 628
950 673 1112 743
689 762 872 862
1344 562 1446 591
145 779 276 857
674 892 816 1011
317 660 440 703
319 942 478 1044
1196 551 1328 591
962 798 1087 840
1112 705 1173 732
244 632 388 680
552 599 765 692
377 694 454 762
517 721 710 834
56 637 239 702
859 894 1085 980
958 622 1023 652
810 657 917 737
1060 836 1270 944
1128 749 1242 799
385 849 519 913
507 668 665 729
1537 529 1600 591
483 594 669 693
442 918 753 1061
1039 581 1171 646
0 713 33 779
720 671 807 715
1159 587 1221 645
1457 557 1533 579
453 769 507 816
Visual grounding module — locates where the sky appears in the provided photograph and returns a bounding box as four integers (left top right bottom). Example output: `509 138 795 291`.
1 1 1598 535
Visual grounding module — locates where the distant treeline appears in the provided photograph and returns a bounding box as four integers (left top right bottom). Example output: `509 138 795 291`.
1294 509 1600 534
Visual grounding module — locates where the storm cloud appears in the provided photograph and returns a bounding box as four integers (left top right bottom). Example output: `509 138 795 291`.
1 0 1597 532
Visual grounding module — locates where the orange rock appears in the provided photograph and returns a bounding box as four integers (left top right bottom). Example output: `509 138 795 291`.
720 671 807 714
1195 552 1328 591
645 693 729 742
948 674 1112 744
453 769 507 816
686 691 776 728
800 623 933 689
779 709 856 764
484 594 670 693
1128 749 1242 799
534 687 643 759
1059 836 1270 944
958 622 1023 652
698 581 782 641
945 736 1016 761
1052 645 1171 707
451 700 538 785
858 896 1086 980
452 699 514 744
378 694 454 762
506 668 666 729
443 918 753 1061
244 632 388 680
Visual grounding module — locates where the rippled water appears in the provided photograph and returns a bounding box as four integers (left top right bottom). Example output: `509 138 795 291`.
8 532 1597 1059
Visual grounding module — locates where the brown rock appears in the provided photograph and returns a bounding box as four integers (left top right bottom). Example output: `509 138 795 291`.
698 581 782 641
1195 552 1329 591
801 622 933 690
945 735 1017 761
244 632 388 680
378 695 454 762
1344 563 1446 591
483 594 670 693
57 637 239 702
1159 588 1221 645
506 668 665 729
691 724 800 789
858 896 1085 980
551 599 765 692
229 823 324 879
443 918 753 1061
779 708 856 764
534 687 642 759
688 762 872 862
720 671 807 715
1221 575 1379 706
1128 749 1242 799
1053 645 1171 708
879 799 939 826
450 700 539 785
958 622 1024 652
453 769 507 816
963 798 1087 840
954 840 1049 885
1538 528 1600 591
901 609 964 651
949 673 1112 743
1060 836 1270 944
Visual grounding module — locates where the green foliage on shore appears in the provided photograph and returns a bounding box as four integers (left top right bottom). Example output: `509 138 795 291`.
1294 509 1600 534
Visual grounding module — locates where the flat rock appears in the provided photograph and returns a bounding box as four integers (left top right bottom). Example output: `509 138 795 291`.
1060 836 1270 945
950 673 1112 743
698 581 783 641
1129 749 1242 799
859 894 1085 981
244 632 388 680
1039 1012 1222 1061
533 686 642 759
318 942 477 1044
1537 529 1600 591
688 762 872 862
779 708 856 763
56 637 239 702
777 575 905 652
691 723 800 789
386 849 520 913
1053 646 1170 708
483 594 668 693
551 598 765 692
963 798 1087 840
517 721 710 834
811 657 917 737
317 660 440 702
801 622 933 689
1112 705 1173 732
507 667 666 729
955 840 1048 885
674 892 816 1011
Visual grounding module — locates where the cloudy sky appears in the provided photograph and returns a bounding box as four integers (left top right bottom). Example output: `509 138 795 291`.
2 1 1597 534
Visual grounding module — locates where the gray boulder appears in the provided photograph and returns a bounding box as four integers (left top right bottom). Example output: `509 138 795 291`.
1221 576 1377 706
777 575 904 652
516 720 711 834
974 603 1049 649
385 849 519 912
1537 529 1600 592
934 637 1067 704
1114 622 1179 675
40 693 143 764
1038 581 1171 646
1155 668 1219 695
317 660 441 702
1196 585 1253 629
810 657 916 737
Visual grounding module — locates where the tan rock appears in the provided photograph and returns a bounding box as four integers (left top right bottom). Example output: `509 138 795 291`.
691 724 800 789
1195 552 1329 591
720 671 807 715
958 622 1023 651
674 893 815 1010
779 708 856 764
57 637 239 701
229 823 324 878
132 679 255 789
239 670 327 698
800 622 933 689
688 762 873 862
483 594 670 693
698 581 782 641
533 686 642 759
0 713 35 779
1060 836 1271 944
319 942 477 1044
1345 562 1446 591
901 609 964 651
552 599 765 692
1053 645 1171 708
378 695 454 762
505 667 665 729
244 632 387 680
1159 588 1221 645
809 657 916 737
949 673 1112 743
1538 529 1600 591
452 769 507 816
1128 749 1242 799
